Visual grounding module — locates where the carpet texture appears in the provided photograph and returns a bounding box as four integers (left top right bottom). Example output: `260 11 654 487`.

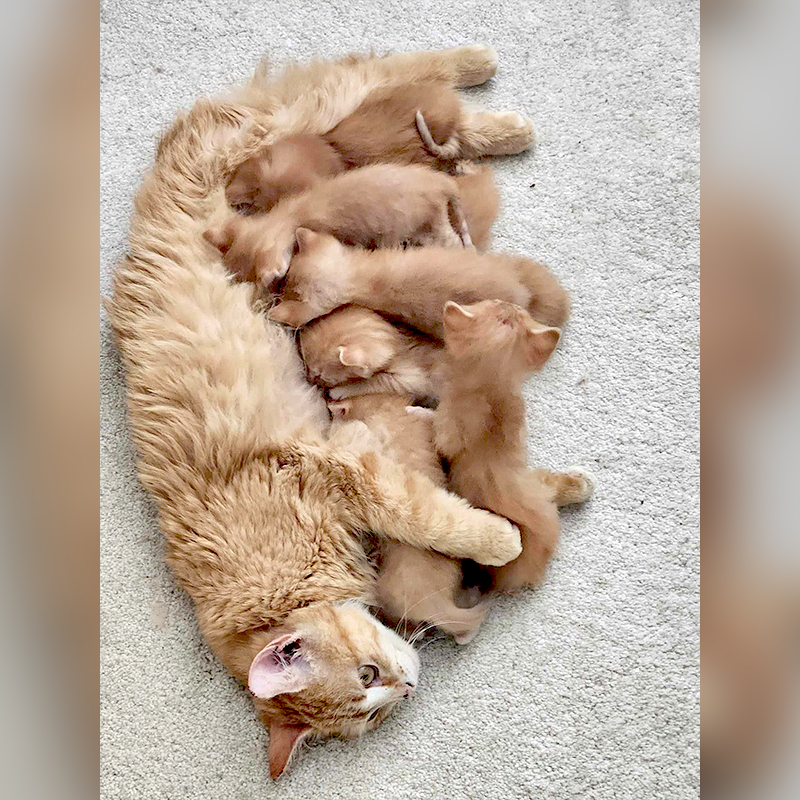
100 2 700 798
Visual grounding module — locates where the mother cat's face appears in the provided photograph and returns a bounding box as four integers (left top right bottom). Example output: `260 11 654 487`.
249 601 419 777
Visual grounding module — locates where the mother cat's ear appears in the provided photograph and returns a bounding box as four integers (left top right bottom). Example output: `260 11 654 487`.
524 325 560 368
442 301 476 333
267 721 312 780
248 634 310 700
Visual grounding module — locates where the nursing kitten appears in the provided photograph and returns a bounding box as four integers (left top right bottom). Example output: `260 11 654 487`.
268 229 569 333
226 82 465 215
300 306 442 401
226 134 345 215
434 299 594 591
205 164 471 285
328 393 490 644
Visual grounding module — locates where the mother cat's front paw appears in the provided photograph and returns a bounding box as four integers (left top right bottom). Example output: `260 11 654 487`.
465 512 522 567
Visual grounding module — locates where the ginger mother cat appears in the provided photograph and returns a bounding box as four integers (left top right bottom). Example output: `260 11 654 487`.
109 46 534 779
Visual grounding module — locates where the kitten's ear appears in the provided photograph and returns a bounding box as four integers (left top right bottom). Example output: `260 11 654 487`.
248 634 310 700
328 400 352 418
295 227 320 253
338 346 372 377
524 326 561 368
203 220 237 254
268 721 312 780
442 301 476 333
268 301 316 328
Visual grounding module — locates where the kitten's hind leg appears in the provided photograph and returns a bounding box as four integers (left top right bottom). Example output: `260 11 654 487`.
530 467 596 506
459 110 536 157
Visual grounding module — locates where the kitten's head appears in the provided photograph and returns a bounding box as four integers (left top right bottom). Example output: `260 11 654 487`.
300 306 406 387
442 299 560 375
226 135 344 215
268 229 353 328
203 215 272 284
249 601 419 778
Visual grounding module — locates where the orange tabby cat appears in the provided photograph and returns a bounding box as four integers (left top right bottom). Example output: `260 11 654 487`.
268 229 569 333
110 42 532 779
328 393 491 644
205 164 471 285
300 306 442 401
434 299 595 591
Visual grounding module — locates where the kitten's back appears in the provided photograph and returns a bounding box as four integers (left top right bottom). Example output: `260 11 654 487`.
325 82 462 168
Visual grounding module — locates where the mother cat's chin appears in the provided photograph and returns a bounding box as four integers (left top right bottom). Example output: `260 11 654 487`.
247 600 419 779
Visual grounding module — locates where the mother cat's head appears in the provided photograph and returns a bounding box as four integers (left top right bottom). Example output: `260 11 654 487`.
241 601 419 778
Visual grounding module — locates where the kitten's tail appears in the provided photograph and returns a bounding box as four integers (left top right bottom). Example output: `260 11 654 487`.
416 109 461 159
514 255 571 329
447 196 473 248
483 470 562 592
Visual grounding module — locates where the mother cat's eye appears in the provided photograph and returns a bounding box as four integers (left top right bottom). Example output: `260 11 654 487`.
358 665 379 686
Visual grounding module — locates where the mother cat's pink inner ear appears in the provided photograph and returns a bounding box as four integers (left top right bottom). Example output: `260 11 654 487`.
248 635 310 699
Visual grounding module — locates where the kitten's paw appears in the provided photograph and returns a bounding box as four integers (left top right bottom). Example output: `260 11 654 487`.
470 514 522 566
563 466 596 503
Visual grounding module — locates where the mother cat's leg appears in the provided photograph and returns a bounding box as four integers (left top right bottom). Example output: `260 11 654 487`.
458 110 537 157
325 449 521 567
375 44 499 88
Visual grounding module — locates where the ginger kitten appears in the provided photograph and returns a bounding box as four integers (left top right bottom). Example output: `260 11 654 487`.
434 299 594 591
328 393 490 644
300 306 443 402
225 82 466 215
205 164 471 285
268 229 569 333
